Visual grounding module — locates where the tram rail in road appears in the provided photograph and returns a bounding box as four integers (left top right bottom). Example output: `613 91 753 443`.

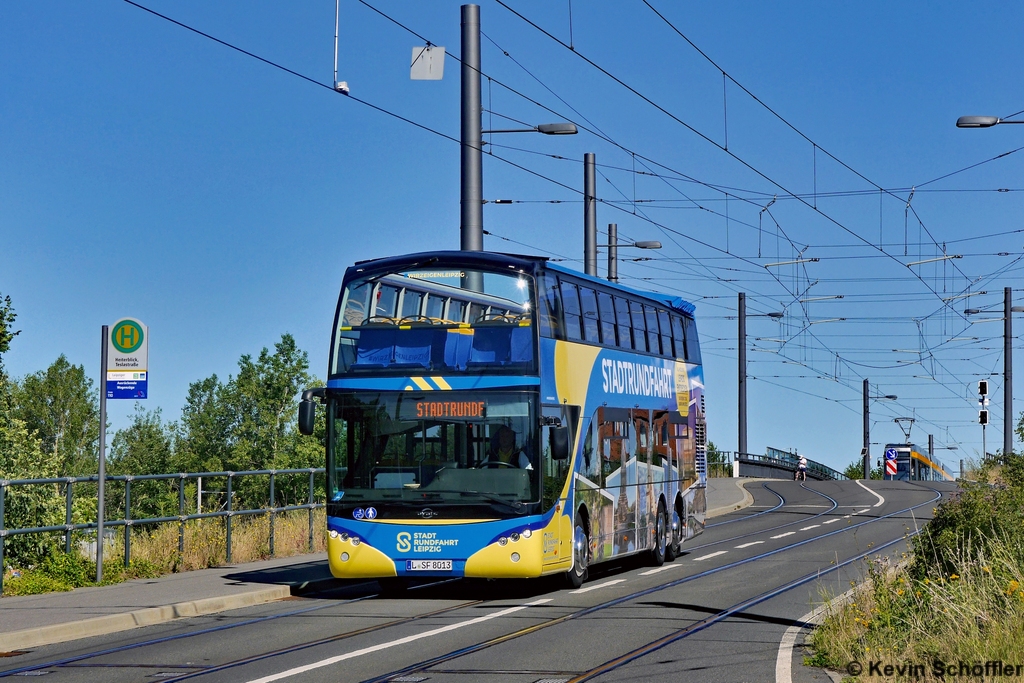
0 480 950 683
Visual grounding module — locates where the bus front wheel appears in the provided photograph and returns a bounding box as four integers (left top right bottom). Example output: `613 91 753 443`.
565 511 590 589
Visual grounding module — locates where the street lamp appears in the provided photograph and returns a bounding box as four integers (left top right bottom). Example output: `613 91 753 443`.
738 293 785 458
964 288 1024 456
605 224 661 282
863 380 898 479
481 122 578 135
956 116 1024 128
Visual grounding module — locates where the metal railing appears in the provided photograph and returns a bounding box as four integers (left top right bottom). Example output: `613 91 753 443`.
733 452 847 481
0 468 326 596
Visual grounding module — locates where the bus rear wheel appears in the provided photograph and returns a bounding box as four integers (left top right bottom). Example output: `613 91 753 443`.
649 502 667 567
565 511 590 589
664 499 682 562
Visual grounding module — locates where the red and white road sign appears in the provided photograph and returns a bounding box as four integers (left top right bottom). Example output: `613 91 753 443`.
885 459 898 476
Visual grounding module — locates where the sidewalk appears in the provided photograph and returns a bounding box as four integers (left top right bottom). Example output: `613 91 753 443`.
1 481 759 653
0 553 335 652
706 476 759 517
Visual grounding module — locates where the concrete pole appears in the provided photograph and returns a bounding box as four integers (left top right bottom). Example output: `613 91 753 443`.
584 153 597 276
863 378 870 479
607 223 618 282
460 5 483 254
738 292 747 458
97 325 108 583
929 433 934 462
1005 286 1013 456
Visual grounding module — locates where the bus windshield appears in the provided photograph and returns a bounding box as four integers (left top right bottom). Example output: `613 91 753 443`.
328 391 539 510
332 266 535 376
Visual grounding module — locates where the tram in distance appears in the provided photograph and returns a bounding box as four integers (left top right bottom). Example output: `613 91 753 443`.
297 250 707 588
884 443 955 482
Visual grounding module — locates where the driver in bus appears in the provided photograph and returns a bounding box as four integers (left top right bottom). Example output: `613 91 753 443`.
480 425 532 469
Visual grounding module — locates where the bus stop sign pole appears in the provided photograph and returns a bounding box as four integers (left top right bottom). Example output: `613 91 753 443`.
96 325 108 583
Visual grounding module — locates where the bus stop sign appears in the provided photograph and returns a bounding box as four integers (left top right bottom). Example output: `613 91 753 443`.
106 318 148 399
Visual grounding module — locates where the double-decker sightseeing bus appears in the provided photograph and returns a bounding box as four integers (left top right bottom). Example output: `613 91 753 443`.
298 251 706 588
883 443 954 482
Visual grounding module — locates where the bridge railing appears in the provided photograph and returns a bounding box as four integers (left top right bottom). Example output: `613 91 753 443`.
725 452 847 481
0 468 326 596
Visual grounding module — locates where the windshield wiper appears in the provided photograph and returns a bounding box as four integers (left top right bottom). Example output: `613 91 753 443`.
460 490 525 512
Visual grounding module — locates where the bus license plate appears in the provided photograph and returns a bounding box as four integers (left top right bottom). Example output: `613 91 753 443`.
406 559 452 571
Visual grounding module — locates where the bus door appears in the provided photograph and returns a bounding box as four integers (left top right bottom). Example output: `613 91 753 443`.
541 404 578 567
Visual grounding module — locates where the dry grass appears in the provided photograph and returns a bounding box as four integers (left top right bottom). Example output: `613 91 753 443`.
809 538 1024 681
111 509 327 573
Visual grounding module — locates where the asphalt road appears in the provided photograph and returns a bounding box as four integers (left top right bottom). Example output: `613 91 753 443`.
1 479 954 683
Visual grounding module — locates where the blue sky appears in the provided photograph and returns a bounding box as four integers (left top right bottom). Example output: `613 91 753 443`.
3 1 1023 473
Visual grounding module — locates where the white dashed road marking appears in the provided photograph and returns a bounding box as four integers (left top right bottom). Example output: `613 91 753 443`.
693 551 729 562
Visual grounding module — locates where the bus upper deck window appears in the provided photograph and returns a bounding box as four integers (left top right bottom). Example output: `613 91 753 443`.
375 286 399 318
469 302 486 323
424 295 445 319
613 296 632 349
657 310 672 358
400 290 423 319
537 274 562 339
644 305 661 355
630 300 648 352
579 287 600 343
448 299 467 323
597 291 616 346
671 315 687 360
560 281 583 341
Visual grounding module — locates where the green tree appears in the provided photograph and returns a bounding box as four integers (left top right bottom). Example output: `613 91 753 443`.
706 441 730 477
0 292 21 420
176 334 316 509
12 355 100 477
109 405 178 518
175 375 232 474
0 294 64 567
0 418 64 565
842 458 882 480
225 334 311 473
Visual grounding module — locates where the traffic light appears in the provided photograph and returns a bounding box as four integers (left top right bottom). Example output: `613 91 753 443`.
979 380 988 396
979 410 989 425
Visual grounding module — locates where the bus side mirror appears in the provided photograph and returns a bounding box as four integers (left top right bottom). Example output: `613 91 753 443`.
298 401 316 436
550 426 570 460
298 387 326 436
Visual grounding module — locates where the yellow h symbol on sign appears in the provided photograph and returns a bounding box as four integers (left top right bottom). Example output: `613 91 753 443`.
117 327 137 348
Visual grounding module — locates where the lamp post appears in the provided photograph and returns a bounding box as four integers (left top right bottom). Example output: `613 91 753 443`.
604 224 661 282
964 287 1024 456
862 379 898 479
738 293 784 458
460 4 576 269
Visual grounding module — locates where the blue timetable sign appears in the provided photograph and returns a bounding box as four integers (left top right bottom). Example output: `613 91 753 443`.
107 371 147 399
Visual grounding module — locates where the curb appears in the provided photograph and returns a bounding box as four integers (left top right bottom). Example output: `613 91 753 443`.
0 577 339 652
706 478 756 518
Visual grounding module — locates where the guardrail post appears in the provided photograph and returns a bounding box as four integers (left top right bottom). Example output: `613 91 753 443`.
65 478 74 553
124 478 132 567
308 469 315 553
178 473 185 555
225 474 233 563
1 482 7 596
268 471 275 557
